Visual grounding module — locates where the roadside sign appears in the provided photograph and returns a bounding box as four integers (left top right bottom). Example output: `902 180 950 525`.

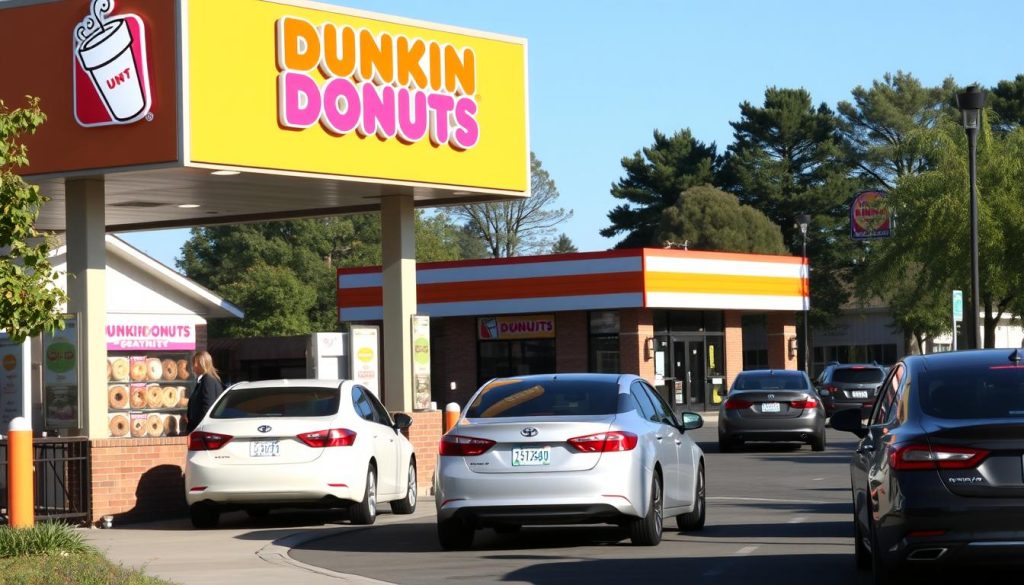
952 290 963 322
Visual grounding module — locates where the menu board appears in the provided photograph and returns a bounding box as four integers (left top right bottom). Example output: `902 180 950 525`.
43 316 81 430
0 334 30 434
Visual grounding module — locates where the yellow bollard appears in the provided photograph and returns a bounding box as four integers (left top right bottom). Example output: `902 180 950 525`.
444 402 460 433
8 416 34 528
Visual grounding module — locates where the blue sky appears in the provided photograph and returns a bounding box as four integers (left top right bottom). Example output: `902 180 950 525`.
119 0 1024 269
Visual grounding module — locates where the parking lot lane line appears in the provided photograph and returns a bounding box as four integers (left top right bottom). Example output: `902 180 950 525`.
707 496 831 505
787 516 807 524
734 546 759 556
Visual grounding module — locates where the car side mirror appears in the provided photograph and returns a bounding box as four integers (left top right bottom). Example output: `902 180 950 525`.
830 408 866 438
393 412 413 430
679 412 703 431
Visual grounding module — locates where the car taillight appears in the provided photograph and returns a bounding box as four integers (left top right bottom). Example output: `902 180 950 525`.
568 431 638 453
889 444 990 471
188 431 233 451
826 385 840 393
297 428 357 448
724 398 752 410
790 397 818 409
439 434 496 456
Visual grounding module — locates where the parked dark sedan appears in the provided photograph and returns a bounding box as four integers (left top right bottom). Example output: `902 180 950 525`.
832 349 1024 584
718 369 826 452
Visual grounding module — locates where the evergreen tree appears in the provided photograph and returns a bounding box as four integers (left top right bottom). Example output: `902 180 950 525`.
601 129 719 249
718 87 863 324
989 74 1024 131
550 233 578 254
656 186 787 255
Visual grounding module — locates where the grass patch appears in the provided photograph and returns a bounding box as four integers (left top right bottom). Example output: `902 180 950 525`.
0 523 176 584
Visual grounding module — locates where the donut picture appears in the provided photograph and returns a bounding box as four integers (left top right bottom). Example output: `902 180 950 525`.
110 357 130 381
107 360 112 381
162 387 179 408
146 384 164 409
130 417 147 438
146 358 163 382
109 414 129 437
146 414 163 437
108 386 128 409
177 387 189 408
164 415 180 436
129 357 148 382
161 359 177 381
176 359 190 380
129 386 147 409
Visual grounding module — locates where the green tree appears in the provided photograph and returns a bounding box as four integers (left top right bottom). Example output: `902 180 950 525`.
179 212 464 336
837 71 956 189
602 129 719 248
452 152 571 257
989 74 1024 131
656 185 787 254
718 87 862 324
550 233 578 254
862 115 1024 348
0 97 67 342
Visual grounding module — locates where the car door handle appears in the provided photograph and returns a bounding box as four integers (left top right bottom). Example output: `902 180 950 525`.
856 445 875 454
674 439 682 445
655 434 664 441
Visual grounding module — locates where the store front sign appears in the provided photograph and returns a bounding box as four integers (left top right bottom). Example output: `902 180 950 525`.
105 318 195 351
850 190 892 240
73 0 153 127
478 315 555 340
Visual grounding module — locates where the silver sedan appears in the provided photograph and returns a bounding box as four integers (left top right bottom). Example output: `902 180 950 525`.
434 373 706 549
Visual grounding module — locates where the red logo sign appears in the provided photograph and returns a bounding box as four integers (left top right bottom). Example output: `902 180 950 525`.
73 0 152 127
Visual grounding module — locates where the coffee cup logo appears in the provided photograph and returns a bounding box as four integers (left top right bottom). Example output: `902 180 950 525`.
73 0 152 127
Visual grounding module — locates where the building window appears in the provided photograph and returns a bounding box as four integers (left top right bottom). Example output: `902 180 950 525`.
743 349 768 370
477 339 555 386
588 311 620 373
653 310 725 334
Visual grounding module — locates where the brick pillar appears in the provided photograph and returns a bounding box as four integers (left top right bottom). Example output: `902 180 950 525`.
619 309 654 384
724 310 744 389
405 411 441 495
766 312 797 370
555 312 587 372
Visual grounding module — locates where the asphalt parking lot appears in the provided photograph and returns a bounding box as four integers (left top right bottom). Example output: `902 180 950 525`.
289 423 865 584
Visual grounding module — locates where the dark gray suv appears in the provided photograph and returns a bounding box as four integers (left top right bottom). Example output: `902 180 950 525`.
816 363 886 416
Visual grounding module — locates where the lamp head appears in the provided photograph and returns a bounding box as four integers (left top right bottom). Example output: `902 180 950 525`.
956 85 986 130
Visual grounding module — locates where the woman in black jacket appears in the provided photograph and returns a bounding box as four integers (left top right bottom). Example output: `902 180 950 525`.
185 351 224 433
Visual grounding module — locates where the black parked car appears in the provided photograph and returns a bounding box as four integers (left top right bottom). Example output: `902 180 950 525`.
816 363 886 416
832 349 1024 584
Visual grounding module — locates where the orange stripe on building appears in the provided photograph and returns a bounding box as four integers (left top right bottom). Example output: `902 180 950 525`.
645 272 807 297
643 248 806 265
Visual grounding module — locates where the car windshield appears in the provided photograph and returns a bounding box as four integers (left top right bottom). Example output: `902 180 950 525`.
832 368 884 384
466 379 619 418
919 367 1024 420
210 386 341 418
733 373 807 391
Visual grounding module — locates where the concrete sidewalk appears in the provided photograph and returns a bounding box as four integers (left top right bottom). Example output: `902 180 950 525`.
79 503 434 585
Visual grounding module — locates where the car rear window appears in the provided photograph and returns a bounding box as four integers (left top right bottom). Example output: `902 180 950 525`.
832 368 885 384
920 367 1024 420
733 373 808 391
210 387 340 419
466 379 619 418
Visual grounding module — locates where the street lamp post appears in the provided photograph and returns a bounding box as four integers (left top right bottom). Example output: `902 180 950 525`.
956 85 986 350
796 214 811 373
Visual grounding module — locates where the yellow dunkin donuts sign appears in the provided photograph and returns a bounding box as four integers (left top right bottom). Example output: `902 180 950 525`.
188 0 528 193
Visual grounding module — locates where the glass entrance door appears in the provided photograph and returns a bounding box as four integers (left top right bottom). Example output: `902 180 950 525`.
671 338 707 412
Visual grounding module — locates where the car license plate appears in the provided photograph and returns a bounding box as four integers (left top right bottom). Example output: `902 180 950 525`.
761 402 781 413
512 447 550 466
249 440 279 458
852 391 868 399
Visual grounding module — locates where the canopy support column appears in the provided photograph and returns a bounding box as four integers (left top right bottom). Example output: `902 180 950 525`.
381 195 416 412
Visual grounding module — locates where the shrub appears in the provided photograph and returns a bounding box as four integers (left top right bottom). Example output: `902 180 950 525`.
0 522 93 558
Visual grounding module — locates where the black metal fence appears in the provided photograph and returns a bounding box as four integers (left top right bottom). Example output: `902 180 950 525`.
0 437 91 526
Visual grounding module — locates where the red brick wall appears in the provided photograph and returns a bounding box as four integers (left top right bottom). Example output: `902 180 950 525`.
405 411 442 495
766 312 798 370
432 316 478 407
90 437 188 525
619 309 655 384
725 310 744 389
556 311 588 372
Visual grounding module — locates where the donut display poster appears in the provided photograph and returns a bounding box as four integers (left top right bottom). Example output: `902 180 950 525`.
107 348 193 438
43 315 81 430
0 334 30 434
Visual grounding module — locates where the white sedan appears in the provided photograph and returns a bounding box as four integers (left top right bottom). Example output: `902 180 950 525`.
185 379 417 528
